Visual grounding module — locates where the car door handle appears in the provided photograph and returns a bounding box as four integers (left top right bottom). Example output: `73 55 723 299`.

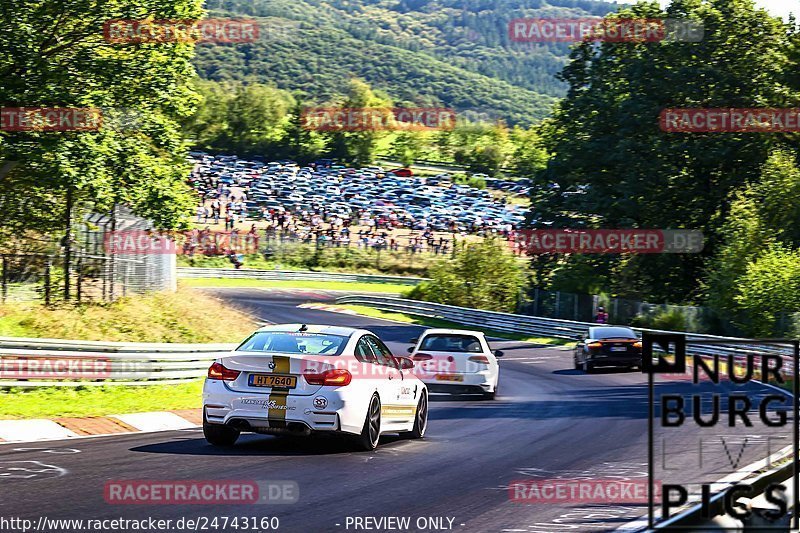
388 375 394 380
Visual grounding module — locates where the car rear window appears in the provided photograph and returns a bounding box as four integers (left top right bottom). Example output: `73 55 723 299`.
236 332 347 355
590 327 637 340
420 334 483 353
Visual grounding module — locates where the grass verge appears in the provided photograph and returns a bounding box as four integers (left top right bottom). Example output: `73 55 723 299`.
180 278 412 294
337 304 573 346
0 288 257 343
0 289 256 419
0 381 203 419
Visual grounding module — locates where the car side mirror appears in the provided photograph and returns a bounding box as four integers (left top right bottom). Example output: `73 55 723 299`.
396 357 415 370
494 350 504 358
576 334 585 341
407 346 414 353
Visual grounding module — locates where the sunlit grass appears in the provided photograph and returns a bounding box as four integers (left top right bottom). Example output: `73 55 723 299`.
0 288 257 343
0 381 203 419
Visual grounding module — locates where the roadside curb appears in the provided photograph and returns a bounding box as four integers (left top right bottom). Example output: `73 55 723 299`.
0 409 202 443
297 303 357 315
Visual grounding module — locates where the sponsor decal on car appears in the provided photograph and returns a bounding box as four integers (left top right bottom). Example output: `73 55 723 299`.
240 399 295 411
313 396 328 409
381 405 417 418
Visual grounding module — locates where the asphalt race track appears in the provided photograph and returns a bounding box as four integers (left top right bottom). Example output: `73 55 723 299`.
1 288 793 533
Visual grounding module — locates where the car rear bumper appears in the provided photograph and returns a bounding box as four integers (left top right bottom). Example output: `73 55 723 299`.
420 371 494 394
203 379 363 435
589 356 642 367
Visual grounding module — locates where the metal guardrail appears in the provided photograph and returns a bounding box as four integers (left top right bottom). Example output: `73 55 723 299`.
177 267 426 286
333 295 793 362
0 336 234 353
0 337 236 387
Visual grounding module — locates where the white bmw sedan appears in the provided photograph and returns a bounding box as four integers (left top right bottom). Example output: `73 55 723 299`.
203 324 428 450
408 329 502 399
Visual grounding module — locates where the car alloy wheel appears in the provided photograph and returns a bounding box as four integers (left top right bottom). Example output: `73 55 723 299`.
402 392 428 438
353 394 382 451
368 395 381 446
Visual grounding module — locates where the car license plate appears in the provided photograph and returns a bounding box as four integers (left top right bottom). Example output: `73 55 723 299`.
610 347 627 352
435 374 464 382
249 374 297 388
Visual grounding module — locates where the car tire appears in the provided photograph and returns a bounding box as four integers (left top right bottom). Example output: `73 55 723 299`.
573 357 580 370
203 413 240 447
483 381 498 400
352 394 381 451
401 392 428 439
583 361 594 374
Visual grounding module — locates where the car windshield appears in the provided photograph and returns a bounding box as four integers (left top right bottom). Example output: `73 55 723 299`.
420 334 483 353
236 332 347 355
590 327 637 340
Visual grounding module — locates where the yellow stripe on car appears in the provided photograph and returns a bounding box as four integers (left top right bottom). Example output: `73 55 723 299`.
268 356 291 420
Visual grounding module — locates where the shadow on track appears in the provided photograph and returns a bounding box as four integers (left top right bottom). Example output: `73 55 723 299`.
553 367 640 376
130 433 408 457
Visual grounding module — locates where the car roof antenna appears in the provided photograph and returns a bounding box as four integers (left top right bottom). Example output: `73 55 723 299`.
299 324 308 332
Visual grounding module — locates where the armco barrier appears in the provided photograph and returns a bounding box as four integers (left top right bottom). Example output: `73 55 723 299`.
0 337 235 387
333 295 793 363
177 267 426 286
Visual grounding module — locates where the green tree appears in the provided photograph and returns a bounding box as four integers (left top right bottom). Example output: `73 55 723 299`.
533 0 798 302
705 149 800 332
407 238 525 312
390 132 425 167
734 246 800 336
327 79 392 166
0 0 203 236
281 99 329 164
509 125 548 177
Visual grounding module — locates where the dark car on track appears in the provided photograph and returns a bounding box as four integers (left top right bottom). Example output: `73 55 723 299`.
573 326 642 372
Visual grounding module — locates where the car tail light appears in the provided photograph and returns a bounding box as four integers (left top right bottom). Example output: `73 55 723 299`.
304 369 352 387
412 353 433 361
468 355 490 365
633 341 642 349
208 362 240 381
587 342 603 349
